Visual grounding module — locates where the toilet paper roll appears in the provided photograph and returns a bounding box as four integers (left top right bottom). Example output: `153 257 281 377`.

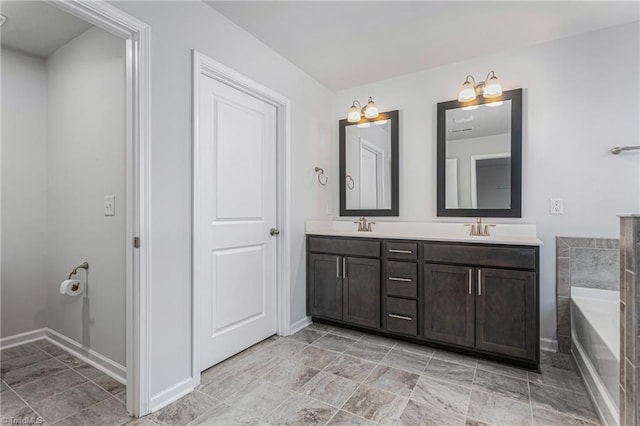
59 279 85 296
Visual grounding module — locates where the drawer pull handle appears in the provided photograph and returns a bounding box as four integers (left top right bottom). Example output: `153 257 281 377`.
389 249 412 254
336 257 340 278
468 268 472 295
343 258 347 279
389 277 413 282
388 313 413 321
478 269 482 296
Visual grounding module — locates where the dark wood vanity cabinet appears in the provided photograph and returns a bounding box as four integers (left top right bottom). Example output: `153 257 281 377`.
423 264 475 347
307 235 540 369
474 268 537 360
423 242 539 363
307 237 381 329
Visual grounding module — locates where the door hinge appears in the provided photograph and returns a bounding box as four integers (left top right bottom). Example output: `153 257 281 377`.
134 237 140 248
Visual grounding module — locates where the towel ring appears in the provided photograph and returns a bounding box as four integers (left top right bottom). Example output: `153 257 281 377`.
315 166 328 186
346 174 355 190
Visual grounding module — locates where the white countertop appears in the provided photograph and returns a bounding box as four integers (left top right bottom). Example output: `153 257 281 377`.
306 220 544 246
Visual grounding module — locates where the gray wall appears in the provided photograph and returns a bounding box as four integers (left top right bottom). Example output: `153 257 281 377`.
330 22 640 345
45 27 126 366
110 1 334 398
1 49 49 337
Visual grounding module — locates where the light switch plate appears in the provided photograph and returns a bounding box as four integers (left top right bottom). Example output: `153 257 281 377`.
104 195 115 216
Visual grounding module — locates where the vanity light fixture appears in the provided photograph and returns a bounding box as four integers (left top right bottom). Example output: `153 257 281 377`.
457 70 502 102
347 97 379 122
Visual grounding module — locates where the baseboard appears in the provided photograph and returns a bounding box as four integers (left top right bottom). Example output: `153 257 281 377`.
540 337 558 352
289 316 312 335
45 328 126 384
150 378 193 413
0 328 47 349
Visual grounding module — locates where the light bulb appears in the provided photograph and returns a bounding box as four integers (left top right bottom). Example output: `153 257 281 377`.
483 74 502 98
364 97 379 119
347 104 361 123
458 80 476 102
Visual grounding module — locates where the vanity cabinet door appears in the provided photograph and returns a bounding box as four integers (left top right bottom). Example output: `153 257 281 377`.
343 257 381 329
308 253 343 320
475 268 537 361
423 264 475 348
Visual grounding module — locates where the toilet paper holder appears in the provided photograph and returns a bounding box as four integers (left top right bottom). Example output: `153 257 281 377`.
67 262 89 290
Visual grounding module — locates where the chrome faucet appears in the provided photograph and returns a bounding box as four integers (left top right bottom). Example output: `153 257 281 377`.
354 216 376 232
464 217 496 236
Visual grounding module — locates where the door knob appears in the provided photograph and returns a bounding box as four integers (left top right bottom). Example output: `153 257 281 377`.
270 228 280 236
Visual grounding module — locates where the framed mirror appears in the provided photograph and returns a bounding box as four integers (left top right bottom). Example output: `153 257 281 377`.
437 88 522 217
340 110 399 216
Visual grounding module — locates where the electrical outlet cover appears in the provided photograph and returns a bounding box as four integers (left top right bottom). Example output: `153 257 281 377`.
550 198 563 215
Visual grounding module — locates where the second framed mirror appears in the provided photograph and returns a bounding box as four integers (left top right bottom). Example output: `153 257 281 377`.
339 110 399 216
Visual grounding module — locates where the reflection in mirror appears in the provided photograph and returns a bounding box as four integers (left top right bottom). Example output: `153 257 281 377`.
445 101 512 209
345 120 392 210
340 110 398 216
437 88 522 218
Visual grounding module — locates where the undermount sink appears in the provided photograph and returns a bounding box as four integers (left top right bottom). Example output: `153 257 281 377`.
305 220 543 246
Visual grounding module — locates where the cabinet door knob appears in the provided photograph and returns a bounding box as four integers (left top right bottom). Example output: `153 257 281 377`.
270 228 280 236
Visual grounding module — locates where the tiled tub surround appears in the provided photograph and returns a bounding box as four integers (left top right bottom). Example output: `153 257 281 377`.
0 340 128 425
556 236 620 425
619 215 640 426
146 323 599 426
556 237 620 353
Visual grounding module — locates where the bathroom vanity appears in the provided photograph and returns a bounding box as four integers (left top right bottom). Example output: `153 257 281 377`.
306 221 542 369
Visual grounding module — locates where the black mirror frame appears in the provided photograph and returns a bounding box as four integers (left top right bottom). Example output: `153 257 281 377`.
436 88 523 218
339 110 399 217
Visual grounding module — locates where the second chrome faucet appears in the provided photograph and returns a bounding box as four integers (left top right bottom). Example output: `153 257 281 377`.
355 216 375 232
465 217 496 236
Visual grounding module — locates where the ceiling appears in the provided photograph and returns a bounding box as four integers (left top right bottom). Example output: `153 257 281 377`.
447 101 511 141
207 1 639 91
1 1 93 58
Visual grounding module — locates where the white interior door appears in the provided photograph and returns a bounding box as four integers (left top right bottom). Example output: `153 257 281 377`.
359 144 379 209
196 73 278 372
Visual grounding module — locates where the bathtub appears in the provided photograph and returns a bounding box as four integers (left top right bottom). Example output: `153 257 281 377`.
571 286 620 425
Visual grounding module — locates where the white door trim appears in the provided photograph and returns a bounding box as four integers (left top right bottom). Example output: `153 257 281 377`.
191 51 292 387
47 0 151 417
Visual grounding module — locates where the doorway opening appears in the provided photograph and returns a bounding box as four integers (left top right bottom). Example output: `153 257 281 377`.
0 0 150 417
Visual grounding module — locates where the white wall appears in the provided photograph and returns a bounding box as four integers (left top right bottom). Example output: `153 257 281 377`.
110 1 333 399
45 27 126 365
1 49 48 337
330 22 640 344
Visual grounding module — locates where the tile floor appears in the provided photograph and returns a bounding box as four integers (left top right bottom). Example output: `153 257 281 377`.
155 323 600 426
1 339 129 425
1 324 601 425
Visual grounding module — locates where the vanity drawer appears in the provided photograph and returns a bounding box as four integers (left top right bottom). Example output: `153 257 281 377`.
385 241 418 260
385 297 417 336
308 237 380 257
385 261 417 298
423 243 536 270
